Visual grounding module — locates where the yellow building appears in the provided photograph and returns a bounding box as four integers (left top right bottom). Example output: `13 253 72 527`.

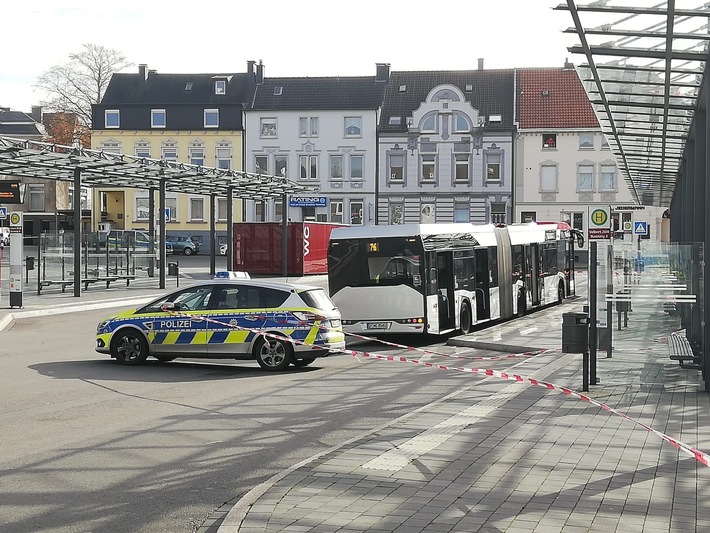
91 62 263 252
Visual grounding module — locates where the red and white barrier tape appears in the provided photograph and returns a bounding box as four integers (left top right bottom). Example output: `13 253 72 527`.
163 308 710 468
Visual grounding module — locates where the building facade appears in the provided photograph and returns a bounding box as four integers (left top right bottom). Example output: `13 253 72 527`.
245 64 389 225
514 65 666 261
377 68 515 225
90 62 262 252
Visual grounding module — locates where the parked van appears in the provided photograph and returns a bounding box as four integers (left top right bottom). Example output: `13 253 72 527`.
100 230 172 254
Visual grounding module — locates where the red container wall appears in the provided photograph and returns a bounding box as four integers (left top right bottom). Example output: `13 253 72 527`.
232 222 345 275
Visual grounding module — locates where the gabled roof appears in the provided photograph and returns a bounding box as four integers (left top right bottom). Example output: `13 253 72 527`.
100 72 256 106
0 110 44 137
251 77 387 111
379 69 515 133
517 67 598 129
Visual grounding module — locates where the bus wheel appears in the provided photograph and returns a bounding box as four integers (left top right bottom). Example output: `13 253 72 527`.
460 302 473 334
557 283 565 304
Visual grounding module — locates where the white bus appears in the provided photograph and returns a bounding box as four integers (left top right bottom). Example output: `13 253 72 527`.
327 222 582 335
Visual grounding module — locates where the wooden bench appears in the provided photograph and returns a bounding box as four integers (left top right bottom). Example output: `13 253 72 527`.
668 331 701 370
40 274 137 293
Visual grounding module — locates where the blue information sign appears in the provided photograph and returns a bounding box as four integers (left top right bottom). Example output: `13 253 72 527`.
633 221 648 235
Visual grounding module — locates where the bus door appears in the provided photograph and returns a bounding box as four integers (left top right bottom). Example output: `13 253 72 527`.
526 243 541 307
435 252 455 332
474 248 491 321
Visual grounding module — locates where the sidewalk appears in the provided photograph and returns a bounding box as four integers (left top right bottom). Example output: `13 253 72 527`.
218 298 710 533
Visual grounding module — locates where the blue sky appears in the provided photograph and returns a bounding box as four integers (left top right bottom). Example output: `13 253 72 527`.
2 0 576 113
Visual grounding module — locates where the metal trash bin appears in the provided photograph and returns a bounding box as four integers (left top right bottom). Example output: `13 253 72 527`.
168 262 179 276
562 312 588 353
25 256 35 270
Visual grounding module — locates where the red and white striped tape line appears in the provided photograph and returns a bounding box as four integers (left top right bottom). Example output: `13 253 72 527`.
164 308 710 468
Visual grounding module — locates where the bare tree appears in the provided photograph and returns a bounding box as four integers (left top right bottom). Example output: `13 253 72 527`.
35 44 132 129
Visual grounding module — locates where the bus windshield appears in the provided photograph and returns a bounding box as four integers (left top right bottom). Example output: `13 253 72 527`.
328 237 424 293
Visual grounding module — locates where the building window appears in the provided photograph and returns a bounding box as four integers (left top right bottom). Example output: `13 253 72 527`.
454 202 469 223
350 200 363 225
579 132 594 149
216 147 231 169
105 110 120 128
600 164 617 191
260 118 277 137
601 135 610 150
542 133 557 149
214 80 226 95
161 146 178 161
136 197 150 221
255 200 266 222
350 155 363 180
389 153 404 182
521 211 536 223
28 184 44 211
491 203 506 224
421 114 437 133
189 197 204 221
577 164 594 191
274 200 283 222
344 116 362 137
135 143 151 158
540 164 558 193
421 155 436 182
101 140 121 154
454 113 470 133
390 203 404 225
204 109 219 128
189 146 205 166
486 153 501 182
331 201 344 223
389 116 402 126
453 154 468 183
421 204 435 223
275 156 287 178
329 155 343 180
166 198 178 221
299 117 319 137
151 109 166 128
255 155 268 174
572 212 583 231
300 155 318 180
217 198 228 221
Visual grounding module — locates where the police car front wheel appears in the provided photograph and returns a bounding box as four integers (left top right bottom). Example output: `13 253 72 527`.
254 336 293 371
112 329 149 365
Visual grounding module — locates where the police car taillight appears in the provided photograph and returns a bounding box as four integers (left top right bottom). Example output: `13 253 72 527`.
292 311 326 322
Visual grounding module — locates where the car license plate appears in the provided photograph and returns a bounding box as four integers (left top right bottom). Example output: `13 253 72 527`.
366 322 390 330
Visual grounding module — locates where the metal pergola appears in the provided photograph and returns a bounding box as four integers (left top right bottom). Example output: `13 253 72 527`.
557 1 710 390
0 135 316 294
556 0 709 208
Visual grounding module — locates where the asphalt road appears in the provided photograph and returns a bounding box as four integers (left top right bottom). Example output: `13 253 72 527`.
0 307 510 533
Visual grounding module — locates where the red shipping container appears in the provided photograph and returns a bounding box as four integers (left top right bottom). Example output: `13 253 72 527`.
232 222 347 275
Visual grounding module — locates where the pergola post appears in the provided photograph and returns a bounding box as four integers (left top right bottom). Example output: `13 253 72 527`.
210 193 216 276
148 188 155 277
159 170 166 290
73 167 82 297
226 186 234 271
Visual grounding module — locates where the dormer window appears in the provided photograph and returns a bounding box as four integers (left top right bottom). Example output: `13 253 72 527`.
389 116 402 126
274 86 283 96
105 110 120 129
184 82 193 91
214 80 226 95
151 109 166 128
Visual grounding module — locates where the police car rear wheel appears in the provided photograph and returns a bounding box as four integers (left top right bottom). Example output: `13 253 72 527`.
112 329 149 365
293 357 315 367
254 337 293 371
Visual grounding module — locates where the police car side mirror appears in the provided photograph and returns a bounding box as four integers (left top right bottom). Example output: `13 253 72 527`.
161 302 180 311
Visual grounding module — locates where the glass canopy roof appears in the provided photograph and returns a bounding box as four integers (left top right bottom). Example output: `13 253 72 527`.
556 1 710 207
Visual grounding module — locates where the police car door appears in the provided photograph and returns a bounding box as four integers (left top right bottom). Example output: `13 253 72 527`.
206 284 265 356
150 285 211 355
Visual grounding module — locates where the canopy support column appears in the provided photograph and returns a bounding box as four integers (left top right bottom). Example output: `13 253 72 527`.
73 167 82 297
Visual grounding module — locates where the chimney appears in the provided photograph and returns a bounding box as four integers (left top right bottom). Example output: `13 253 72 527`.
30 106 42 122
247 60 256 79
256 60 265 85
563 57 575 70
375 63 391 83
477 58 484 70
139 64 148 80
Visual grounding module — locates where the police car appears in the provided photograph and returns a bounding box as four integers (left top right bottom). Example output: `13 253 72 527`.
95 279 345 371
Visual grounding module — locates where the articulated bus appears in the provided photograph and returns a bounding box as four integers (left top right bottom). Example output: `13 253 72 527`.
327 222 583 336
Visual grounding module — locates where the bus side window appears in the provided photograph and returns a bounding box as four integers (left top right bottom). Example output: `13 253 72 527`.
429 267 437 294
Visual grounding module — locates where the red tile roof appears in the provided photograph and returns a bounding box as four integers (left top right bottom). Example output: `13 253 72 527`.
517 68 599 129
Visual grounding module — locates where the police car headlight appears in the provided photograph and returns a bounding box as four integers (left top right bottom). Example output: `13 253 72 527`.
97 320 110 332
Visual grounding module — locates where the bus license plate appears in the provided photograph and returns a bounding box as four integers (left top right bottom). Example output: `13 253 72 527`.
366 322 390 330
